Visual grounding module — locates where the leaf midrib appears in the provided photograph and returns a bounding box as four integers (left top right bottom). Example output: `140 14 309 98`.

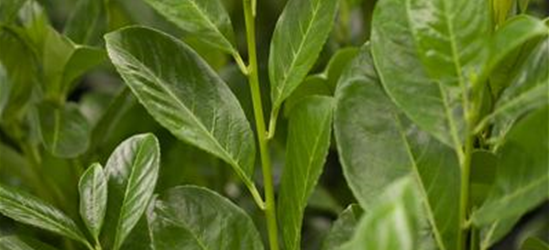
186 0 234 53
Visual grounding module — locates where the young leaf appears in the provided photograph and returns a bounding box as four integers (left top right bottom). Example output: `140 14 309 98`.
269 0 338 111
278 96 334 250
0 184 89 247
337 178 422 250
473 106 549 225
371 0 491 149
321 204 363 250
36 101 91 158
144 0 238 55
105 27 258 194
0 236 58 250
334 45 460 250
479 36 548 140
148 186 264 250
43 27 105 99
78 163 107 241
102 133 160 250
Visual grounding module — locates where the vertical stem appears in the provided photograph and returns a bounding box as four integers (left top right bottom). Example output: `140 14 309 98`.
242 1 280 250
458 135 473 250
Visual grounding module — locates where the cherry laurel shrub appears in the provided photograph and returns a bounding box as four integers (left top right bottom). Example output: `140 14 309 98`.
0 0 547 249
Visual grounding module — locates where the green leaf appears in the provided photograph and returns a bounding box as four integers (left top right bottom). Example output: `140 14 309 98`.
147 186 264 250
337 177 422 250
283 75 331 117
0 63 9 117
43 27 105 99
0 184 89 247
78 163 107 240
334 45 460 250
492 0 514 26
0 236 59 250
479 36 549 141
321 204 363 250
144 0 237 55
371 0 491 149
105 27 257 194
0 26 39 121
473 106 549 225
102 133 160 250
278 96 334 250
269 0 338 110
63 0 107 45
480 215 521 249
36 101 91 158
0 0 27 23
522 237 549 250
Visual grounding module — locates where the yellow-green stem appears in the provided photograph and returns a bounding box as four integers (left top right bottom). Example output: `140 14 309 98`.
242 1 280 250
458 134 473 250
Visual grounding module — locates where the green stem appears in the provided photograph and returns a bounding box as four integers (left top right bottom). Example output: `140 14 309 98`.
242 1 280 250
458 134 473 250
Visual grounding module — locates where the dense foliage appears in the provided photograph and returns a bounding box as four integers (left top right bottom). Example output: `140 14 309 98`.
0 0 547 249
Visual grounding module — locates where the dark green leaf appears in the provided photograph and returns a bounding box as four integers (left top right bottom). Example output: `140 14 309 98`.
278 96 334 250
470 150 498 208
371 0 491 149
36 102 91 158
334 46 460 250
0 184 89 247
148 186 264 250
0 63 9 117
105 27 258 196
102 133 160 250
64 0 107 45
0 236 59 250
283 75 331 117
337 178 422 250
269 0 338 111
321 204 363 250
0 0 27 23
522 237 549 250
78 163 107 240
473 106 549 225
144 0 238 55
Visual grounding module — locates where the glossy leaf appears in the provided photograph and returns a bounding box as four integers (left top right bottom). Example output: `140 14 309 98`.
148 186 264 250
321 204 363 250
473 106 549 225
144 0 237 55
63 0 107 45
371 0 491 148
334 46 460 250
102 133 160 250
0 236 58 250
78 163 107 240
0 184 89 246
269 0 338 110
278 96 334 250
105 27 257 191
337 178 422 250
36 102 91 158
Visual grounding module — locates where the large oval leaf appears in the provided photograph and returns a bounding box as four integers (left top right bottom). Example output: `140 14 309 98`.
269 0 338 111
144 0 237 55
473 106 549 225
278 96 334 250
0 184 89 247
334 46 460 250
147 186 264 250
371 0 491 149
105 27 257 193
101 133 160 250
36 101 91 158
78 163 107 240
